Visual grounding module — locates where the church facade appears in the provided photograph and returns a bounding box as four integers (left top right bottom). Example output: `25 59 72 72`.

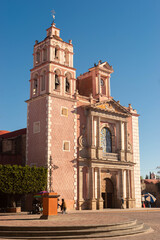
26 20 141 210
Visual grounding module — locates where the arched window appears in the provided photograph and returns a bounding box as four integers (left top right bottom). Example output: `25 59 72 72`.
33 74 38 95
41 71 46 91
36 50 40 64
101 127 112 153
55 46 59 59
65 72 71 93
43 47 47 62
65 77 70 92
54 70 60 90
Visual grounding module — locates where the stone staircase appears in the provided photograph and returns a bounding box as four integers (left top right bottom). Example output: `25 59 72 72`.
0 219 152 239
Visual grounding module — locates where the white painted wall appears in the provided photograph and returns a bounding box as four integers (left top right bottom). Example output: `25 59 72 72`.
132 116 141 207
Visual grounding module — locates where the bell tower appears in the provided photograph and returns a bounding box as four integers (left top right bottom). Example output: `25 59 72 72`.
26 17 77 209
30 20 76 99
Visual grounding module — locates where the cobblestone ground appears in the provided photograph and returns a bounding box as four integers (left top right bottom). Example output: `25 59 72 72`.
0 208 159 240
110 210 160 240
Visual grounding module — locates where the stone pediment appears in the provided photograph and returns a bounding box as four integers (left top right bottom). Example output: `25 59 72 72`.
99 62 113 72
90 99 130 116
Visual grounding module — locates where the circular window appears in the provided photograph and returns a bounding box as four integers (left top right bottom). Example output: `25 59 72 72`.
101 79 104 86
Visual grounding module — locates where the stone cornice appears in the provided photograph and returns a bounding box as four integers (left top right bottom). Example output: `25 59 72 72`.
131 112 140 117
91 159 135 169
25 93 77 103
49 93 76 102
78 157 135 169
89 109 128 122
30 61 76 72
25 93 48 103
89 107 130 117
34 35 73 48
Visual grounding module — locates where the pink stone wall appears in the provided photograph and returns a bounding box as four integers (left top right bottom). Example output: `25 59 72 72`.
49 97 76 209
27 97 47 166
76 98 90 152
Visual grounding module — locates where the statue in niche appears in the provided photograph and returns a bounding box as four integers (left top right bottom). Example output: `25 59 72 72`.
127 133 132 152
78 124 88 158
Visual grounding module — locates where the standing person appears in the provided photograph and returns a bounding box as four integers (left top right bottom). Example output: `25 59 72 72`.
141 196 145 208
61 199 67 214
121 197 124 209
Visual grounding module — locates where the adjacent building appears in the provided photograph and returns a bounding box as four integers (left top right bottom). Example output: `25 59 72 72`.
0 129 26 166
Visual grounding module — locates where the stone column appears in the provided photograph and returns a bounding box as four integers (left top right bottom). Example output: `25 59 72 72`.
79 165 84 210
127 170 130 198
108 77 111 97
120 169 126 208
48 71 52 93
97 168 103 209
119 122 125 161
130 169 136 208
90 115 96 159
49 43 51 61
97 117 103 159
98 73 101 95
126 169 130 208
70 78 73 96
125 122 128 152
91 115 95 146
37 75 40 95
89 167 96 210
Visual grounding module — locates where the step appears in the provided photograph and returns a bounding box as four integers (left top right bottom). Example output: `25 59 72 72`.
0 221 152 239
0 225 152 239
0 220 138 236
0 219 137 232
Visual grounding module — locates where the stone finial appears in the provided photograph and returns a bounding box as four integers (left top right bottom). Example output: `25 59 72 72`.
128 104 132 110
35 40 38 45
75 89 79 99
89 93 93 104
69 40 72 44
117 100 120 104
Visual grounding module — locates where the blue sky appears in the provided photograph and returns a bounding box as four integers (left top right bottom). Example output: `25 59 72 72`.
0 0 160 177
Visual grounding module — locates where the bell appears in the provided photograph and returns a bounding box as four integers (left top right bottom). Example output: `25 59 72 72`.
55 77 59 85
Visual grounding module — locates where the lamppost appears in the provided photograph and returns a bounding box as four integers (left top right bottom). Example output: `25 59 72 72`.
48 155 58 193
40 155 59 219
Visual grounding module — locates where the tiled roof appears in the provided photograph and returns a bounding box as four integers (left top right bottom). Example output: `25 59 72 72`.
0 128 26 139
144 179 160 184
0 130 10 135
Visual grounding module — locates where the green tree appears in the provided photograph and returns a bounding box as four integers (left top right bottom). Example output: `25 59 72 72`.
145 174 149 179
0 165 47 207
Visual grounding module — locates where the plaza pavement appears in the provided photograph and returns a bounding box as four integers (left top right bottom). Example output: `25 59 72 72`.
0 208 160 240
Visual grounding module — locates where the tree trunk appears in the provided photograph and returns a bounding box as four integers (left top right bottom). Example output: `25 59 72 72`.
10 194 16 208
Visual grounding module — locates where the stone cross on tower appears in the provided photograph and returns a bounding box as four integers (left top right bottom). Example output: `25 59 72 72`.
51 10 56 24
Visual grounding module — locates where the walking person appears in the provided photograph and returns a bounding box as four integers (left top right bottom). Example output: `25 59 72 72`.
61 199 67 214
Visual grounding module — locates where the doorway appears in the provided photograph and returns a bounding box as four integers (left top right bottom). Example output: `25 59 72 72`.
102 178 114 208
